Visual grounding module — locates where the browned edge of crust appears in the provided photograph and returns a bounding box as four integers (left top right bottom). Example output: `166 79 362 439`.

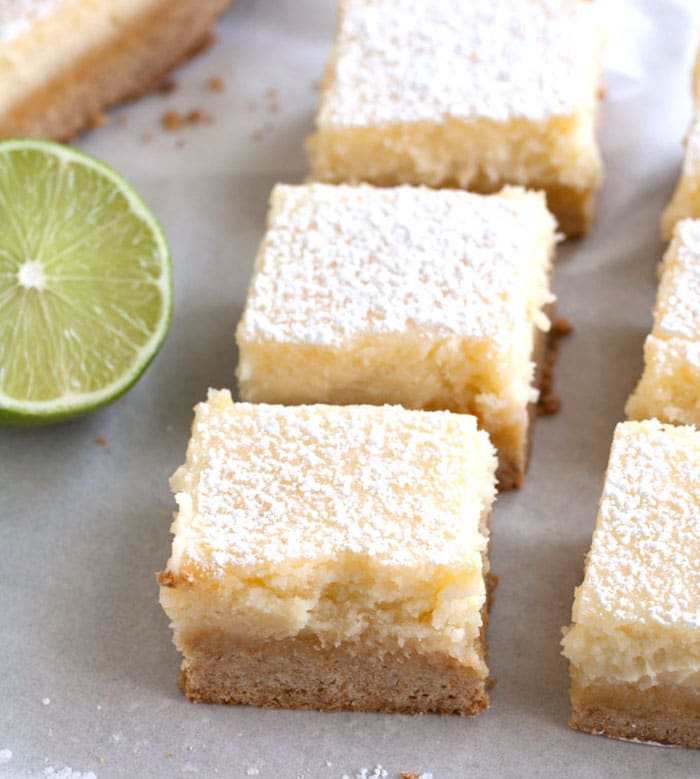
569 670 700 748
162 563 497 716
0 0 233 142
176 598 493 715
537 315 573 417
570 700 700 749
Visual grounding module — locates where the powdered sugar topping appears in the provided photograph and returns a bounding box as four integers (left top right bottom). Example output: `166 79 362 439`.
580 421 700 628
239 184 554 349
169 391 495 573
318 0 603 127
0 0 65 43
655 219 700 341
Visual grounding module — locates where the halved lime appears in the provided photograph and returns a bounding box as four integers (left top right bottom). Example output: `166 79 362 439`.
0 139 172 424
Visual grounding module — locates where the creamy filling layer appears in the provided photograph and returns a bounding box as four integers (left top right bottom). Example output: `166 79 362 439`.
563 624 700 690
0 0 165 115
161 546 488 670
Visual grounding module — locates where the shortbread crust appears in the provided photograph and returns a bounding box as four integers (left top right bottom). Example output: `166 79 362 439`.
159 391 497 714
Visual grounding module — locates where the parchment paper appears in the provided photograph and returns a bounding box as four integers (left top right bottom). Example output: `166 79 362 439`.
3 1 700 776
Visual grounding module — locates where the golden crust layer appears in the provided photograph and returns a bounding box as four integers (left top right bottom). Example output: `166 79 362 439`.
570 672 700 748
176 632 489 715
169 580 495 716
0 0 232 141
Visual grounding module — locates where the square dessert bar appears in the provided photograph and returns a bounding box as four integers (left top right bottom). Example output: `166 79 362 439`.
158 390 497 715
306 0 605 236
626 219 700 426
562 420 700 748
236 183 557 490
662 48 700 239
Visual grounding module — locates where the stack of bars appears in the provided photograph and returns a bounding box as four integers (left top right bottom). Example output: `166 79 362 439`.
562 51 700 749
160 0 607 715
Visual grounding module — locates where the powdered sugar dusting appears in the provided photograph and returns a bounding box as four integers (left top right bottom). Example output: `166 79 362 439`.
43 768 97 779
239 184 554 349
342 767 388 779
580 420 700 628
655 219 700 341
0 0 66 43
169 391 495 574
318 0 603 127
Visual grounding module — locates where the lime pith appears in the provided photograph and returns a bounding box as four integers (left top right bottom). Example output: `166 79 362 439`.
0 139 172 424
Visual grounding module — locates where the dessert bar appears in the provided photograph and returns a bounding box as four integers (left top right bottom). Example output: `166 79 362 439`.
562 420 700 748
626 219 700 426
306 0 605 235
236 182 557 489
159 390 497 715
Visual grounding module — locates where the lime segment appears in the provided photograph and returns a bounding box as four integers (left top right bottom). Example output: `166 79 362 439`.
0 139 172 424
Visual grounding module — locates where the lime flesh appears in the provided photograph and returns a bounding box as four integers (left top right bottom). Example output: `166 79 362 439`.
0 140 172 424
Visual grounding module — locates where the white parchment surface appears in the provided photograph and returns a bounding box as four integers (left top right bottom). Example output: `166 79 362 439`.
3 1 700 776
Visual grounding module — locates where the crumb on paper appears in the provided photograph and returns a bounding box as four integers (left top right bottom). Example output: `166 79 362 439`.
207 76 224 92
162 109 214 132
251 123 274 143
487 678 497 690
0 749 12 763
95 437 107 447
88 113 108 129
42 697 51 705
264 86 280 114
597 85 607 100
97 756 105 765
245 762 262 776
162 110 185 131
166 753 174 761
158 77 177 95
186 109 215 125
401 774 433 779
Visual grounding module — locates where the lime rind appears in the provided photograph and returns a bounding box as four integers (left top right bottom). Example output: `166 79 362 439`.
0 139 172 425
